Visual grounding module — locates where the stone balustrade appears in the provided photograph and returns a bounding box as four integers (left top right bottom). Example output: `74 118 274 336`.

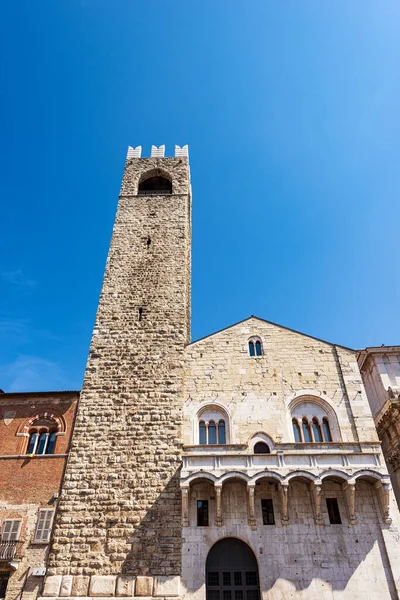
181 442 383 477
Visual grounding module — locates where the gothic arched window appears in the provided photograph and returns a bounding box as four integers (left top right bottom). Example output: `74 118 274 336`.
248 337 263 357
289 396 339 443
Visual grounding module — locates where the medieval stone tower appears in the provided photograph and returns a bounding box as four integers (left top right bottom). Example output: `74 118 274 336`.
49 145 191 579
34 145 400 600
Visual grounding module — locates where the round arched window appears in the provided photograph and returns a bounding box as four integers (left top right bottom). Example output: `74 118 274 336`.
26 419 58 455
197 406 229 445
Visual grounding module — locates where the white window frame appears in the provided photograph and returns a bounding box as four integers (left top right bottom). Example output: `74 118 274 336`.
248 336 263 357
33 509 54 544
1 520 22 542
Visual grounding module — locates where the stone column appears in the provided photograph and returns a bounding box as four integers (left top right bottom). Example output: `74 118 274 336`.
342 479 357 524
279 482 289 525
375 480 392 524
311 481 324 525
181 487 189 527
247 484 256 527
215 484 223 527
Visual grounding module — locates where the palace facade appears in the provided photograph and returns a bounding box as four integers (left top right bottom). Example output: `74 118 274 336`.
1 147 399 600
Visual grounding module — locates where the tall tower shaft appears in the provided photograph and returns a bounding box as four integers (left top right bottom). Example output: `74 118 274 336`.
50 146 191 576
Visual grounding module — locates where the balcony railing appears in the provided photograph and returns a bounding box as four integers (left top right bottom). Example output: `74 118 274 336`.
137 189 172 196
181 442 383 478
0 541 23 561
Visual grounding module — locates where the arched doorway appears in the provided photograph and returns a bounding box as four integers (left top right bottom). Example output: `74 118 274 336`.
206 538 260 600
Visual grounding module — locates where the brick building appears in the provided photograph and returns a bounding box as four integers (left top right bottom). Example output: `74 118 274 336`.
1 146 400 600
0 391 79 600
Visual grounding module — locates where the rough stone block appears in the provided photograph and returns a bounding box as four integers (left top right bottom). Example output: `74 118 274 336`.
116 576 135 597
135 577 153 597
154 576 180 597
71 576 90 597
60 576 73 597
43 577 62 597
89 576 117 597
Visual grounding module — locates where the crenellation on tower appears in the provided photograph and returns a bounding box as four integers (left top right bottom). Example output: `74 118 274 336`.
126 144 189 161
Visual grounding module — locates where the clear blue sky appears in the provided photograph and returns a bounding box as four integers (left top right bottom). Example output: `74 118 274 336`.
1 1 399 391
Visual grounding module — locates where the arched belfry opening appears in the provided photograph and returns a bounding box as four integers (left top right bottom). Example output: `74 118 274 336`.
206 538 260 600
138 172 172 195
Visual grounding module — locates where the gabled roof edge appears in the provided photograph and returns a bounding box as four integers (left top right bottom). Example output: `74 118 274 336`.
188 315 356 353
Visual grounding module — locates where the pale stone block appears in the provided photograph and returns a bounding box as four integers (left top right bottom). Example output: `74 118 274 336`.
43 577 62 597
154 576 180 597
71 576 90 597
89 576 117 597
116 576 135 597
135 577 153 597
60 576 73 597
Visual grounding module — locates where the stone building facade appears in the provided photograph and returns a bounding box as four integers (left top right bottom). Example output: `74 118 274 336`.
0 391 79 600
357 347 400 508
1 146 400 600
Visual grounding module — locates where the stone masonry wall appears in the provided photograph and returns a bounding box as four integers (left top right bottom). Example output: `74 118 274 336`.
49 156 191 576
183 317 379 445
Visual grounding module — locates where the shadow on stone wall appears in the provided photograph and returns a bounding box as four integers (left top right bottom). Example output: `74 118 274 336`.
182 479 398 598
120 468 182 577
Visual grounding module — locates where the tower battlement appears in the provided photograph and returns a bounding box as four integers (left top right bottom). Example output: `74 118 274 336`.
126 144 189 160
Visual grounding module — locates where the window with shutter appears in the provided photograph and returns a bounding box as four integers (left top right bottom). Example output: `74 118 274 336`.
34 510 54 543
1 520 21 541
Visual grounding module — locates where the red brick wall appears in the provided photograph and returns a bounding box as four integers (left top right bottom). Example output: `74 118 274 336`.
0 393 79 504
0 392 79 600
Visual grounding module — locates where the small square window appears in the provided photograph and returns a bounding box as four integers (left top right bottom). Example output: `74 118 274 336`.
197 500 209 526
326 498 342 524
261 499 275 525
